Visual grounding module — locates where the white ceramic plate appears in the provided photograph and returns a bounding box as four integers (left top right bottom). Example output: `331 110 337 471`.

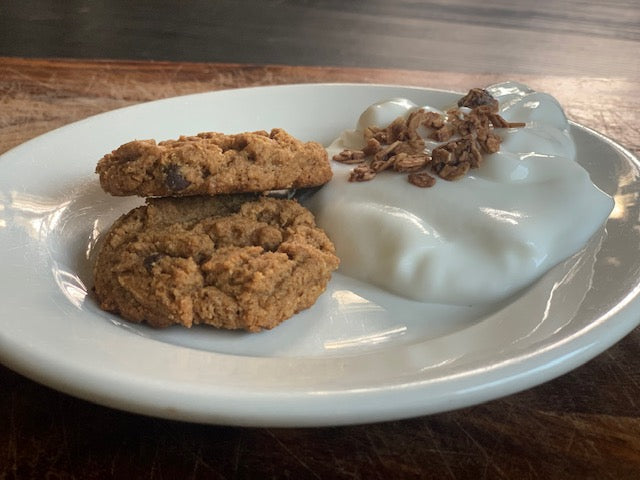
1 84 639 427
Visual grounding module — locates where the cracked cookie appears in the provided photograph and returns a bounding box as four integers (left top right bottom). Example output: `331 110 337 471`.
93 195 339 331
96 128 332 197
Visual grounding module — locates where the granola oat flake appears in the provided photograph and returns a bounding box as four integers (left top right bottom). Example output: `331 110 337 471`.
333 88 526 186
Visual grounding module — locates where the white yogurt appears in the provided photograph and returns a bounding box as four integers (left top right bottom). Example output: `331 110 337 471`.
306 82 613 305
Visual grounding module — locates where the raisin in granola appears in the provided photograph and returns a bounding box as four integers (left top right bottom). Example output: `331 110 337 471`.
457 88 499 111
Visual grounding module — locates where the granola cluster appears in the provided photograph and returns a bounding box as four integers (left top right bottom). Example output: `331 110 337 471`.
333 88 525 187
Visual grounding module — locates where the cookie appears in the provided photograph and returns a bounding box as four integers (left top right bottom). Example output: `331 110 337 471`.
96 128 332 197
93 195 339 331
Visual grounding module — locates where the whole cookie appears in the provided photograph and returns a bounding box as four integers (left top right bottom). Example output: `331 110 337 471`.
93 195 339 331
96 128 332 197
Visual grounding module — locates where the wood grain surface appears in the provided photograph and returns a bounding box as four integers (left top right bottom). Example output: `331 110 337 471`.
2 0 639 78
1 57 640 479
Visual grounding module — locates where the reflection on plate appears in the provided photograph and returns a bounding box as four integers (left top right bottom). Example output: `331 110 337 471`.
1 84 639 427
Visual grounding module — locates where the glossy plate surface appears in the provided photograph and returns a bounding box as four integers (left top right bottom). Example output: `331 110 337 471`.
1 84 639 426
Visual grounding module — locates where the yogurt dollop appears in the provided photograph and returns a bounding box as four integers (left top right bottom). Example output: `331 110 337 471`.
306 82 613 305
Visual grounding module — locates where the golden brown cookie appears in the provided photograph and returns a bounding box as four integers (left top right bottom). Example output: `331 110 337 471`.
93 195 339 331
96 128 332 197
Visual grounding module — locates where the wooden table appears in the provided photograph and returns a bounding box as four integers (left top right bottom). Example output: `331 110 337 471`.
1 57 639 478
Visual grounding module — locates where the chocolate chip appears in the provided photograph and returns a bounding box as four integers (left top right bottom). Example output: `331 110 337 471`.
143 253 165 272
165 164 191 191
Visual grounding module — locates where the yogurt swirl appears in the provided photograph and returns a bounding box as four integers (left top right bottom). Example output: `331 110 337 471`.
306 82 613 305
